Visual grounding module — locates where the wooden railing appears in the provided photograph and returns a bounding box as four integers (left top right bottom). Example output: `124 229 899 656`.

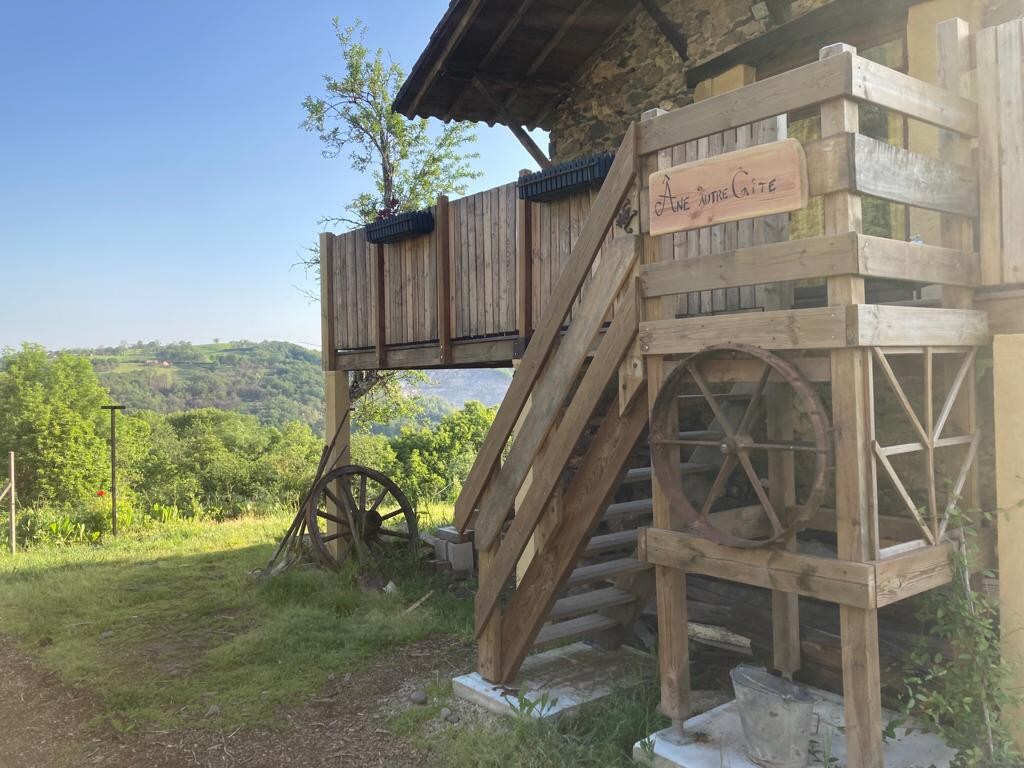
320 177 620 370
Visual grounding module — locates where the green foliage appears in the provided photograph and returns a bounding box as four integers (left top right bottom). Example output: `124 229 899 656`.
0 344 112 506
301 18 481 227
895 506 1022 768
84 340 325 432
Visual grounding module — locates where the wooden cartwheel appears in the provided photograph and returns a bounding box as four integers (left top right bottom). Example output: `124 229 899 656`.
649 343 833 549
304 465 419 569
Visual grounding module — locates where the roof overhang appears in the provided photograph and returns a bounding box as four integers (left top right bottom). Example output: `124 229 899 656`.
392 0 641 131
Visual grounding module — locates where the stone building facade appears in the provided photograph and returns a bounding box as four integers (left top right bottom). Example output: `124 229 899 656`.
547 0 836 161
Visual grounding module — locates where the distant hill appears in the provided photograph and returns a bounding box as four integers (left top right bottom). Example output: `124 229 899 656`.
77 341 511 431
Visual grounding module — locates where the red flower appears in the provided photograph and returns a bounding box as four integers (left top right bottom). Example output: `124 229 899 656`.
96 490 106 496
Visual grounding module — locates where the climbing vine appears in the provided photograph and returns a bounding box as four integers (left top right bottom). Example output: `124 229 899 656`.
894 505 1022 768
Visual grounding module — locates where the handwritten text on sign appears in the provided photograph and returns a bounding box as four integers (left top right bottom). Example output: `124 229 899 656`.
648 138 808 237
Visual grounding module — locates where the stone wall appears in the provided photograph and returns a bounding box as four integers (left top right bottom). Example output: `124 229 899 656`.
547 0 833 161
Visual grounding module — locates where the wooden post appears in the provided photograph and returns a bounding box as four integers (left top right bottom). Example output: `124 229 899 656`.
995 334 1024 750
819 43 884 768
374 243 387 369
436 195 453 365
515 170 534 351
7 451 14 556
641 106 690 733
320 232 350 557
478 460 502 681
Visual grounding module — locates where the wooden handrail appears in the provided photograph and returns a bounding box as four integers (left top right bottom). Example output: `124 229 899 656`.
474 275 641 633
453 122 638 533
637 50 977 156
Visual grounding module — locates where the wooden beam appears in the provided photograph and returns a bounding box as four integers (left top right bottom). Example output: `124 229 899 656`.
639 528 876 609
435 196 453 365
638 0 687 62
405 0 485 117
820 44 883 768
525 0 592 78
515 171 534 342
640 232 977 296
373 244 387 369
472 78 551 168
850 305 988 347
319 232 337 372
805 132 978 216
638 50 977 156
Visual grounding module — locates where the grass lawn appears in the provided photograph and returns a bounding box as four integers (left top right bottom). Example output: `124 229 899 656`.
0 507 472 732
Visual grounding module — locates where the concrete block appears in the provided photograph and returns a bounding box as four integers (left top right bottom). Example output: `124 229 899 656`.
453 642 656 718
446 540 475 574
420 532 447 561
436 525 473 544
632 686 955 768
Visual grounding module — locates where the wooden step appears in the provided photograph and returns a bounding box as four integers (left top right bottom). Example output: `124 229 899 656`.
534 613 620 648
548 587 636 621
585 529 638 555
566 557 650 588
603 498 653 523
622 463 715 483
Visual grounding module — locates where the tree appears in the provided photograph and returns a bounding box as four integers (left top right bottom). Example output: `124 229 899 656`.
302 18 482 229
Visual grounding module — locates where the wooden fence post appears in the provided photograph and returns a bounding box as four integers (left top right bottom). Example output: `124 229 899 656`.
515 170 533 350
436 195 453 365
7 451 14 556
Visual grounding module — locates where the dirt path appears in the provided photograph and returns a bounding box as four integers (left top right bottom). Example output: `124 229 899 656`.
0 635 474 768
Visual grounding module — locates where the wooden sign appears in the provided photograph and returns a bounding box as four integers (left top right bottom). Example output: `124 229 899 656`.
648 138 808 237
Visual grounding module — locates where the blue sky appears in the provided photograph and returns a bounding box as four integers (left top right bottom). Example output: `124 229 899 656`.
0 1 544 350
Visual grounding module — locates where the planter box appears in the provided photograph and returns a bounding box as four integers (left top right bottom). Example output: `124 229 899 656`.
517 153 615 202
364 210 435 244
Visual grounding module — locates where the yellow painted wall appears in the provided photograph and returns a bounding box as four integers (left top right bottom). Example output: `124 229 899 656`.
994 334 1024 749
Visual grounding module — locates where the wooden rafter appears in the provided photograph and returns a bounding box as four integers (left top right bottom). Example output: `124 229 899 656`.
638 0 688 63
406 0 485 117
472 77 551 168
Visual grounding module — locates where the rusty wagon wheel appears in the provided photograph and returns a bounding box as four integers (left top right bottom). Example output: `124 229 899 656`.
649 343 832 549
304 464 418 569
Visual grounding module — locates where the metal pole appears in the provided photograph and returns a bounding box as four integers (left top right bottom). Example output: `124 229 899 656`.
7 451 14 556
102 405 125 536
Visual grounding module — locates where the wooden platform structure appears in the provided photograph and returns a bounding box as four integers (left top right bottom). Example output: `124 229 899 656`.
320 12 1024 765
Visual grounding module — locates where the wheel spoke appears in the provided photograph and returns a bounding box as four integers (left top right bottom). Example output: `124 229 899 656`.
380 508 405 522
316 510 346 525
323 487 347 511
737 364 772 435
738 452 783 535
748 441 820 453
367 486 389 515
699 454 737 519
687 365 736 438
378 528 409 538
358 474 368 513
322 531 347 543
651 439 722 448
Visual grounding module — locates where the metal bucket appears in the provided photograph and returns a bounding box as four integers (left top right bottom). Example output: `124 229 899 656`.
730 665 815 768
